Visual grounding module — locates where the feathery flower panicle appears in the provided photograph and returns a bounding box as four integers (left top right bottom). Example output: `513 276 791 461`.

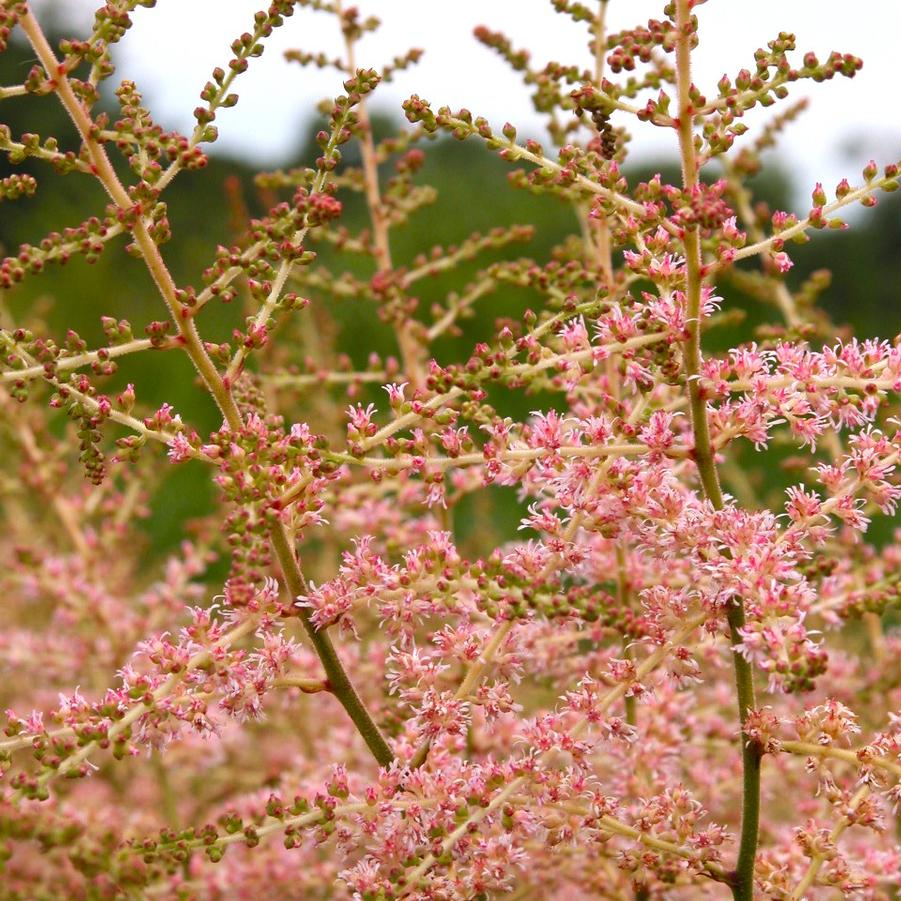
0 0 900 897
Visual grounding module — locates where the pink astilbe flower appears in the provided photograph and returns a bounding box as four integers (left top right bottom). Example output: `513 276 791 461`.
2 2 901 898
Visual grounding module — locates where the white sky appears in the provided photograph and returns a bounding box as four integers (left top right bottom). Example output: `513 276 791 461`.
40 1 901 207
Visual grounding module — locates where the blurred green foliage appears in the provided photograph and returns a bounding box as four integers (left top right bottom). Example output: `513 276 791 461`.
2 35 900 563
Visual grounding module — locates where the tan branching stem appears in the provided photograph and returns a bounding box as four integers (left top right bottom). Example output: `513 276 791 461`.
0 386 91 558
674 3 759 898
17 11 240 431
401 614 708 893
780 741 901 779
591 0 614 291
721 158 802 328
408 618 512 770
13 617 260 800
269 526 394 766
18 4 392 770
337 0 426 388
408 395 651 771
0 337 156 385
789 786 869 900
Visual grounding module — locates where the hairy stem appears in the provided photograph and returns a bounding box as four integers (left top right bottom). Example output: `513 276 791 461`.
270 525 394 766
338 0 426 387
18 9 241 431
19 5 392 770
674 3 760 898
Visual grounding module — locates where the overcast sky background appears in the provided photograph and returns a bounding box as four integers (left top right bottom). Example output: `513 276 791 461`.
39 1 901 208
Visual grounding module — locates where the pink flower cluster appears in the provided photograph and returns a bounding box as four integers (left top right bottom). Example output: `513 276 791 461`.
1 0 900 898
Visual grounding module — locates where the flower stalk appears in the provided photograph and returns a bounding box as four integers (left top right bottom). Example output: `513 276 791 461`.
674 2 760 897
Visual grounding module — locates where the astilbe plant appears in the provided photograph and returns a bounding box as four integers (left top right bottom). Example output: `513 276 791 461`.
0 0 900 897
